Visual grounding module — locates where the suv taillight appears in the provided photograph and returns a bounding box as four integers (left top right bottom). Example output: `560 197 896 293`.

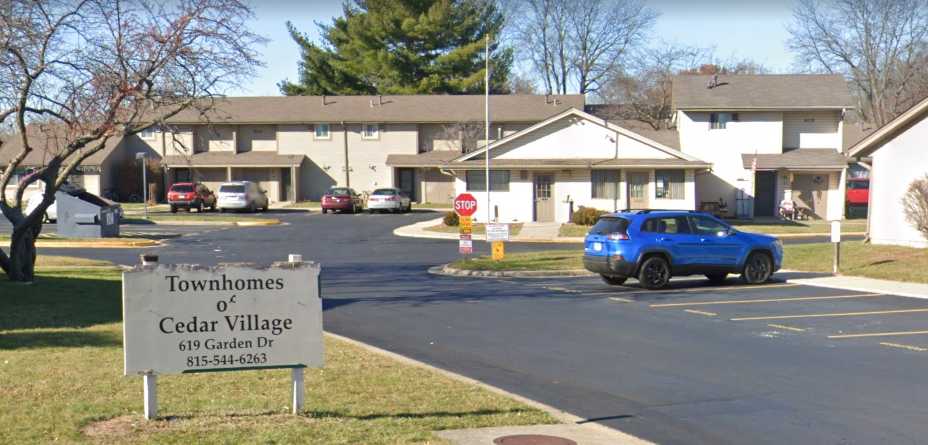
607 232 628 241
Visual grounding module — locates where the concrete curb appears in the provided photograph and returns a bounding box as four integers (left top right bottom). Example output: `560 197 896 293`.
149 218 282 227
393 217 493 241
429 264 595 278
324 331 651 445
34 239 160 248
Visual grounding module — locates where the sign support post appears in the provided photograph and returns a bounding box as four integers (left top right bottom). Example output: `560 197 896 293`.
288 254 305 414
831 220 841 274
140 253 159 420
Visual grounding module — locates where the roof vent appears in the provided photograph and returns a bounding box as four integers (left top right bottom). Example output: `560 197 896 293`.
707 74 719 89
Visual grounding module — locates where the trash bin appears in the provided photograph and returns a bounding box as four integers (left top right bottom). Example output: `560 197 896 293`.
56 188 120 238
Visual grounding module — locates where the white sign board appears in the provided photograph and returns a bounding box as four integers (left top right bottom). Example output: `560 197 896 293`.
122 263 323 375
485 223 510 242
831 220 841 243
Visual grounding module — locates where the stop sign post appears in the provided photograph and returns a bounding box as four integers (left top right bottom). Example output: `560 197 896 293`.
454 194 477 255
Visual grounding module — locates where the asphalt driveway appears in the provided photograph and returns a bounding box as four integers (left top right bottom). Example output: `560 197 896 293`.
29 211 928 445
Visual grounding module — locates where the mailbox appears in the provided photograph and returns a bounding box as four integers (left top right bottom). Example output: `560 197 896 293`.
56 187 120 238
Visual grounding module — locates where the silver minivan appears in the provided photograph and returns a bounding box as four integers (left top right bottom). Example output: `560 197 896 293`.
217 181 269 213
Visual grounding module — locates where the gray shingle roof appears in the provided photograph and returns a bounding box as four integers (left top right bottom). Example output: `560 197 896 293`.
741 149 848 171
673 75 854 110
163 95 584 125
163 151 304 167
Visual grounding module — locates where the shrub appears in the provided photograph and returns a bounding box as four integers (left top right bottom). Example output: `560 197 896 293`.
571 206 607 226
903 175 928 238
443 211 459 226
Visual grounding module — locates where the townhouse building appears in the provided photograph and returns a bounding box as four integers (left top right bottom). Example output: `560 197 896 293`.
673 74 854 221
122 95 583 203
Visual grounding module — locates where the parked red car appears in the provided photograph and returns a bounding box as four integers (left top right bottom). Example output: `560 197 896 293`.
168 182 216 213
846 178 869 206
321 187 363 214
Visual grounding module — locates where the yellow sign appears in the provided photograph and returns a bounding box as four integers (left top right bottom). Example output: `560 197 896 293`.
459 215 473 234
492 241 505 261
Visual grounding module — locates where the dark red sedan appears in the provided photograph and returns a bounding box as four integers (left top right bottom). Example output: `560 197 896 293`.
321 187 363 214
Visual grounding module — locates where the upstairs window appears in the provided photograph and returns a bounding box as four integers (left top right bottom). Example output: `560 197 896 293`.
362 123 380 140
139 126 156 140
314 123 330 140
709 112 738 130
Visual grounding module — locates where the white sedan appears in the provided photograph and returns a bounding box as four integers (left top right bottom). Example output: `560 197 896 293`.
366 188 411 213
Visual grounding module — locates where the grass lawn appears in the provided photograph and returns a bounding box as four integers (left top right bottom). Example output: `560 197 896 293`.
0 268 554 444
284 201 320 209
783 241 928 283
426 223 523 237
35 255 118 269
450 250 582 271
415 202 452 209
558 224 590 237
732 219 867 235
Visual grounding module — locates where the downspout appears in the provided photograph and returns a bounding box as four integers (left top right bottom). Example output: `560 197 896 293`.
341 121 350 187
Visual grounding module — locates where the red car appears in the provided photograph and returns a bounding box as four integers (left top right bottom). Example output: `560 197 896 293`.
846 178 869 206
321 187 363 214
168 182 216 213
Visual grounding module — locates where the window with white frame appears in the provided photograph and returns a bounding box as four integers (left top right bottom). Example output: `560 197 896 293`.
314 123 330 139
654 170 685 199
591 170 620 199
362 123 380 139
466 170 509 192
709 112 738 130
139 126 156 140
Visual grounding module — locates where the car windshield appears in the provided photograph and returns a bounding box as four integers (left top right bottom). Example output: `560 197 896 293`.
848 181 869 190
171 185 194 193
590 217 629 235
328 188 352 196
219 185 245 193
372 189 396 196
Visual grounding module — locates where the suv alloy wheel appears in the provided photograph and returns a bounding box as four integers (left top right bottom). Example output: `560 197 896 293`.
638 256 671 290
742 252 773 284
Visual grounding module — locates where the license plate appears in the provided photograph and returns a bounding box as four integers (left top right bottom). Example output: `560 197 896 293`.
592 242 602 252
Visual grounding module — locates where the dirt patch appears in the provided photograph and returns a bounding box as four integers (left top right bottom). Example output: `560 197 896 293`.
81 415 174 439
81 412 320 440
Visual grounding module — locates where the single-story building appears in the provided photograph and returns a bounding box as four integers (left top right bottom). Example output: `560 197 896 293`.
848 95 928 247
389 108 711 223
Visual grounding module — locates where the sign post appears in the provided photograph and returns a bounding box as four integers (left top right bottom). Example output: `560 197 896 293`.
123 254 323 419
454 193 478 256
486 223 510 261
831 220 841 274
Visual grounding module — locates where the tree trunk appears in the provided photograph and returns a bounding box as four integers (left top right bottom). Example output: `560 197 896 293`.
6 223 39 282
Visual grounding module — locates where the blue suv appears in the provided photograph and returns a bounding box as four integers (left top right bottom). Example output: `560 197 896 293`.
583 210 783 289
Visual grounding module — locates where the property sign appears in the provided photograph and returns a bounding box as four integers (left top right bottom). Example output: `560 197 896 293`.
459 214 474 254
459 239 474 254
122 262 323 375
454 193 478 217
831 220 841 243
485 223 510 242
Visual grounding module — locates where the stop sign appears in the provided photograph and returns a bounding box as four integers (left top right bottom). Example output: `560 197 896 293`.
453 193 478 217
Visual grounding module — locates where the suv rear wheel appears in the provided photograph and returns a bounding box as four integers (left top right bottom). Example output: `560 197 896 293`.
742 252 773 284
638 256 671 290
600 275 627 286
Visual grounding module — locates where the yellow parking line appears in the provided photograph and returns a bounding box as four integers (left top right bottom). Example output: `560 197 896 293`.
828 330 928 339
768 323 806 332
684 309 717 317
650 293 882 308
880 342 928 352
731 308 928 321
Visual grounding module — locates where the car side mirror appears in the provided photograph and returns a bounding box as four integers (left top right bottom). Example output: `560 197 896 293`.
716 228 733 237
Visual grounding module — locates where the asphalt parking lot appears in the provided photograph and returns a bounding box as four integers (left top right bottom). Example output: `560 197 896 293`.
24 210 928 444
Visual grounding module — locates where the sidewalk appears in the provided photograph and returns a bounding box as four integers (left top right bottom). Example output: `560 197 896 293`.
787 274 928 299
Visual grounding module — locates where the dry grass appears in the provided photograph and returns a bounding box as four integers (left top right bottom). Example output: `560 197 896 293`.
450 250 582 271
784 241 928 283
0 269 555 444
426 223 523 236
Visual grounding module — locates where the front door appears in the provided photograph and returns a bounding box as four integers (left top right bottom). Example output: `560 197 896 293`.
533 174 554 222
627 172 649 209
754 171 776 217
397 168 416 202
280 168 292 201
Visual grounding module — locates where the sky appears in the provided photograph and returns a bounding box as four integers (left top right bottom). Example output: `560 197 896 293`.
238 0 798 97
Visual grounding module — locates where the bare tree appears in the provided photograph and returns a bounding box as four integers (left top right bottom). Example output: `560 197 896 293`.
512 0 656 94
597 44 709 129
0 0 263 282
788 0 928 126
509 73 539 94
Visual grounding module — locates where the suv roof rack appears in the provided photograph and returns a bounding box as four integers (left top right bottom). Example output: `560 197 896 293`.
629 209 701 214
